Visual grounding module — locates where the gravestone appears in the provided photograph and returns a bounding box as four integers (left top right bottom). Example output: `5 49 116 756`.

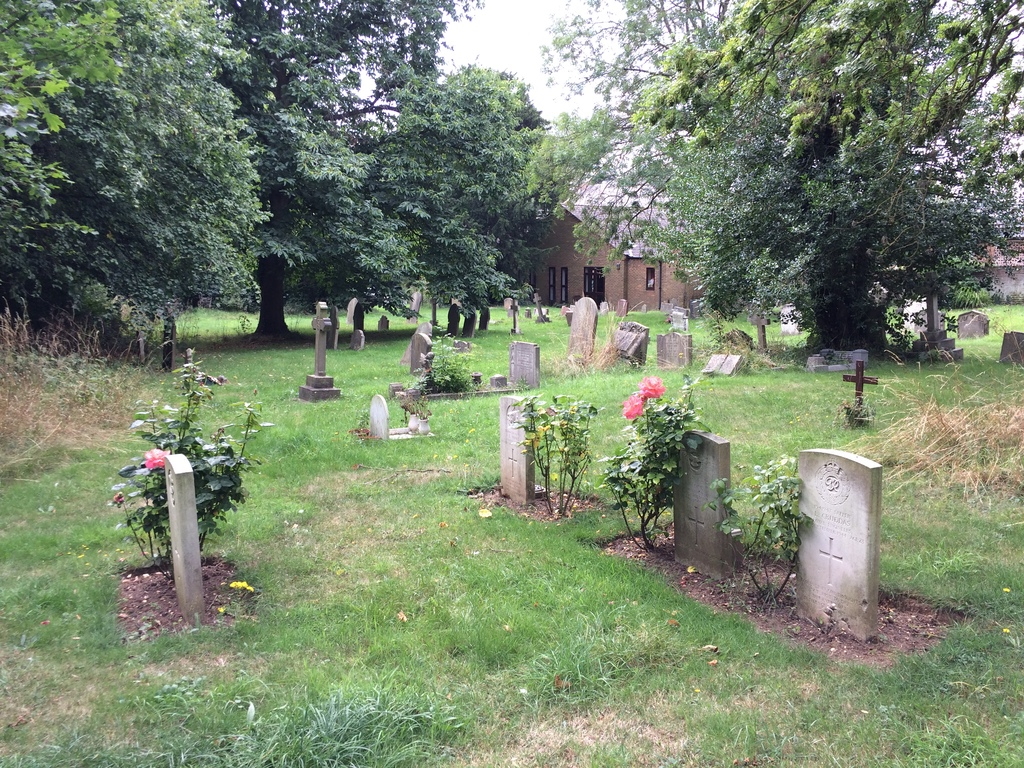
378 315 389 331
161 318 177 372
616 298 629 317
564 309 574 326
670 309 689 332
533 293 550 323
329 305 340 350
780 304 800 336
409 332 432 374
957 310 989 339
165 454 204 625
298 302 340 401
409 290 423 316
504 297 514 312
479 306 490 330
999 331 1024 364
615 321 650 365
912 292 963 360
656 333 692 368
903 300 928 333
346 297 359 326
599 301 610 315
400 322 433 366
796 449 882 642
509 341 540 388
461 312 477 338
701 354 728 374
368 395 389 439
567 297 599 361
499 396 535 504
490 374 508 388
447 304 461 337
747 314 769 352
718 355 743 375
452 340 472 353
639 303 647 312
673 432 740 579
350 330 365 350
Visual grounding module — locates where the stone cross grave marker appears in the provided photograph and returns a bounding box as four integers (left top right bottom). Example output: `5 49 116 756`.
674 432 741 579
161 318 177 371
500 396 535 504
747 313 769 352
510 300 521 335
957 310 989 339
368 395 389 439
165 454 204 625
796 449 882 641
350 329 365 350
299 302 340 401
656 333 692 368
409 332 432 374
329 305 340 349
509 341 540 388
842 360 877 409
567 296 599 361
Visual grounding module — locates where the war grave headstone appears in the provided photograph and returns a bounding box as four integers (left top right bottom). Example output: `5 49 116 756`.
166 454 204 625
329 305 340 349
298 302 341 401
957 310 989 339
616 298 629 317
673 432 740 579
350 329 365 350
656 333 692 369
509 341 540 388
796 449 882 642
567 296 599 362
615 321 650 366
500 396 536 504
999 331 1024 364
378 315 390 331
409 332 432 374
912 292 963 360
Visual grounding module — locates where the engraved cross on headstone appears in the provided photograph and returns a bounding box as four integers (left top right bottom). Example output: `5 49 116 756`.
819 536 843 586
686 510 705 547
311 301 332 377
842 360 878 407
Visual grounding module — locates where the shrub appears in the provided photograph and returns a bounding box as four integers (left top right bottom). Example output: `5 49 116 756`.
113 363 269 576
418 337 473 393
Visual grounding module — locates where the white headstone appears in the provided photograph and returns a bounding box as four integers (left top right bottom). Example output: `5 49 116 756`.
346 297 359 326
165 454 204 625
500 397 535 504
509 341 540 388
567 297 599 361
674 432 740 579
369 395 389 439
796 449 882 642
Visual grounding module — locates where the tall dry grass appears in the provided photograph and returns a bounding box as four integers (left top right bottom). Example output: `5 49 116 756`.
0 307 147 482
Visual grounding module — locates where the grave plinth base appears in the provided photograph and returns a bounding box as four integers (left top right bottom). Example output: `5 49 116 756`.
299 375 340 401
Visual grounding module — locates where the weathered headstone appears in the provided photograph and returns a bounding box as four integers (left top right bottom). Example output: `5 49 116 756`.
615 321 650 365
461 312 477 338
999 331 1024 364
796 449 882 642
670 309 689 332
346 297 359 326
957 310 989 339
447 304 461 337
504 297 514 312
499 396 535 504
165 454 203 625
378 315 390 331
490 374 508 388
639 303 647 312
616 298 629 317
718 354 743 376
567 297 599 361
903 299 928 333
329 305 340 350
368 395 389 439
656 333 692 368
400 322 433 366
452 340 472 353
479 306 490 330
410 332 432 374
350 330 365 350
564 309 574 326
912 293 963 360
409 291 423 316
701 354 728 374
299 302 340 401
673 432 740 579
509 341 540 388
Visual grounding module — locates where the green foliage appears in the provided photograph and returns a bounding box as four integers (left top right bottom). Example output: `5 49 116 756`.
516 394 600 516
113 363 268 575
715 456 806 605
602 377 702 549
418 337 473 394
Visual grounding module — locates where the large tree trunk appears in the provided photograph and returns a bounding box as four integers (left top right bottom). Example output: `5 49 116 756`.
255 253 289 336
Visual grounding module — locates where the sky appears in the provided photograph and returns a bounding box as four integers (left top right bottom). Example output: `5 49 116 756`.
441 0 598 120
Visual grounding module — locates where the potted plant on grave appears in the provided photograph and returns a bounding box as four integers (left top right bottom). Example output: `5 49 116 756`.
398 391 431 433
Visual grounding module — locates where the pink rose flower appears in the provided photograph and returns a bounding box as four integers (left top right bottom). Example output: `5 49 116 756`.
622 393 645 420
638 376 666 400
143 449 170 470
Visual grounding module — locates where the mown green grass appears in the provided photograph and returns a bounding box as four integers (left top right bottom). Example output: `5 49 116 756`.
1 306 1023 767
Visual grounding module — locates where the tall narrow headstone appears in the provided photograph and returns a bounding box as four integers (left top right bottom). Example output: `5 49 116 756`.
567 296 599 361
500 397 535 504
329 305 340 349
299 302 340 401
368 395 389 439
479 306 490 330
161 318 177 372
409 291 423 316
447 304 461 337
796 449 882 642
410 332 432 373
673 432 740 579
509 341 541 388
462 312 477 338
346 297 359 326
616 299 629 317
165 454 203 625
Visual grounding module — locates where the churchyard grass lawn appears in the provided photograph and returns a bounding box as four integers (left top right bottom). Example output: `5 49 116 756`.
1 307 1023 766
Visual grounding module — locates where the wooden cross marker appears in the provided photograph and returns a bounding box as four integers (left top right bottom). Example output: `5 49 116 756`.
842 360 878 406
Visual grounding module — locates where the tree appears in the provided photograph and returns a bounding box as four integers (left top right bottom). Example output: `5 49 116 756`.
213 0 469 336
644 0 1024 348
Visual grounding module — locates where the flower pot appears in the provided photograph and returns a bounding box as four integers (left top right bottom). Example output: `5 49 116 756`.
417 419 430 435
407 414 420 431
